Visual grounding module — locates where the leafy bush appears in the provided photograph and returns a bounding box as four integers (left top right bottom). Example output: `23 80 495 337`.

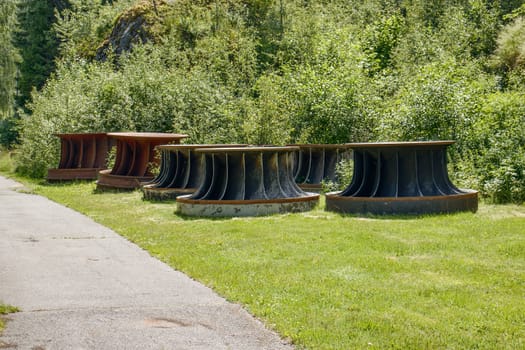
275 25 379 144
169 70 243 144
17 59 104 177
363 13 405 72
391 59 490 147
469 92 525 203
240 73 292 145
492 16 525 71
16 40 250 176
321 157 354 193
11 0 525 205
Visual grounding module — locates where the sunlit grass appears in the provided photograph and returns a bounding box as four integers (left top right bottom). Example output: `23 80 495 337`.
0 304 19 332
4 174 525 349
0 149 16 175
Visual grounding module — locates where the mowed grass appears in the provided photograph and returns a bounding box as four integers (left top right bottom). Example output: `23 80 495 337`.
9 178 525 349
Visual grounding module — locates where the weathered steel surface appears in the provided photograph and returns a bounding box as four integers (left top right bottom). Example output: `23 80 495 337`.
178 199 318 217
325 141 478 215
96 132 188 190
47 133 114 181
291 144 351 192
177 147 319 217
142 144 247 201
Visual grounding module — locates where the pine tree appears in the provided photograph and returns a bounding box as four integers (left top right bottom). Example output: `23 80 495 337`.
15 0 59 109
0 0 20 120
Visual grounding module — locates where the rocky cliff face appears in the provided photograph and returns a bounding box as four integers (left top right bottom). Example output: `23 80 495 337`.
95 0 164 61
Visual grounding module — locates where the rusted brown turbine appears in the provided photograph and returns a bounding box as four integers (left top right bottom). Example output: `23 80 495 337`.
96 132 188 190
47 133 114 181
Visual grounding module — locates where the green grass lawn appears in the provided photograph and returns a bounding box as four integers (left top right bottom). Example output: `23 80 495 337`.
1 158 524 349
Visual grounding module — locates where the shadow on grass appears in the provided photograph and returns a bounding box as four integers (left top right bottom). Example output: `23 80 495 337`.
330 210 476 221
41 179 94 187
174 208 335 222
91 186 135 195
175 211 235 222
143 198 178 205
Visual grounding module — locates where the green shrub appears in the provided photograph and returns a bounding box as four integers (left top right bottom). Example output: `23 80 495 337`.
276 25 379 144
387 59 492 149
363 13 405 72
170 70 242 144
492 16 525 71
15 54 151 177
238 73 292 146
471 91 525 203
321 157 354 193
11 0 525 205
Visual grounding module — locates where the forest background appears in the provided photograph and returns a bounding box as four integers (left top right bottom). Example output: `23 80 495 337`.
1 0 524 204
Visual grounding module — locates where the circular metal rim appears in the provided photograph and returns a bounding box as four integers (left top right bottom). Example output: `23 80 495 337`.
142 187 195 200
177 197 319 217
54 132 108 138
157 144 248 150
325 189 478 202
176 193 320 205
47 168 102 180
142 186 195 194
345 140 455 148
96 169 154 189
107 132 189 141
287 143 352 149
194 146 300 153
325 190 478 215
298 183 323 190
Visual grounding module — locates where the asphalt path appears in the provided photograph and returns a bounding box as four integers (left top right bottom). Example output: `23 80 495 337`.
0 176 293 349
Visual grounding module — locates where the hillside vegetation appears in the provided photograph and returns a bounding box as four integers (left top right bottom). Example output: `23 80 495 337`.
3 0 525 203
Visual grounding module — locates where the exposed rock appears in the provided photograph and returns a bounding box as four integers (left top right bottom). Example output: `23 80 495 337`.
95 1 163 61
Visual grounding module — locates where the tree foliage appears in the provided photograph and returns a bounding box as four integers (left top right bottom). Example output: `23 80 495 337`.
15 0 60 108
11 0 525 203
0 0 21 147
0 1 20 118
492 16 525 71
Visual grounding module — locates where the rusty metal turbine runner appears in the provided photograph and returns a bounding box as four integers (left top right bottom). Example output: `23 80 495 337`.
325 141 478 215
291 144 351 192
96 132 188 190
47 133 114 181
142 144 247 201
177 146 320 217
